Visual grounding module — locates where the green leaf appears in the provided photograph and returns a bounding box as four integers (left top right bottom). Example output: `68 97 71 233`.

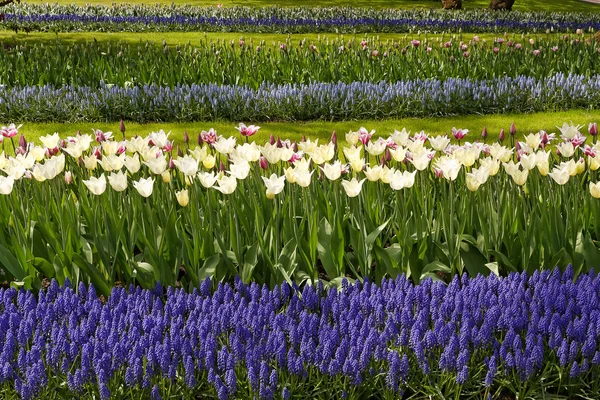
72 254 111 298
198 254 220 282
365 219 389 247
488 250 518 273
241 242 259 284
0 244 26 281
421 261 451 276
460 242 490 277
31 257 54 279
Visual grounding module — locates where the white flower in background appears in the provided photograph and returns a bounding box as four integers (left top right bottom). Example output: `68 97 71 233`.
534 151 550 176
321 161 344 181
140 146 161 162
63 142 87 159
435 157 461 181
407 139 425 155
198 171 218 188
279 147 295 163
133 177 154 197
466 165 490 192
590 182 600 199
39 133 61 149
108 171 128 192
293 158 311 172
489 143 513 162
364 165 383 182
190 146 209 162
588 154 600 171
298 139 319 154
126 136 148 154
125 154 141 174
147 130 170 148
2 159 26 180
575 157 586 175
0 175 15 195
173 155 199 177
549 164 570 185
294 169 314 187
143 154 167 175
349 158 365 173
557 141 575 158
380 166 395 184
31 165 46 182
102 141 120 156
502 160 520 177
176 189 189 207
519 153 537 171
365 138 387 156
389 147 407 162
29 146 46 162
524 133 542 151
480 158 500 176
341 178 366 197
83 174 107 195
311 143 335 164
233 142 261 162
389 170 416 190
100 153 126 172
453 146 479 167
261 143 282 164
343 145 362 162
410 150 434 171
429 135 451 151
284 167 296 183
215 175 237 194
202 155 216 169
262 174 286 197
345 131 359 146
14 153 35 169
83 155 98 171
229 161 251 180
161 171 171 183
511 170 528 186
213 136 237 155
557 122 582 140
389 129 410 147
41 154 65 180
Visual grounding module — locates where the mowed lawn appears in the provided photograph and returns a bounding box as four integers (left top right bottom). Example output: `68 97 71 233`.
20 0 600 13
13 110 600 148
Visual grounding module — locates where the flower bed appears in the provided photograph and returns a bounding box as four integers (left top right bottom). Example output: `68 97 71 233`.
0 73 598 122
1 38 598 89
3 4 600 33
1 268 600 399
1 124 600 292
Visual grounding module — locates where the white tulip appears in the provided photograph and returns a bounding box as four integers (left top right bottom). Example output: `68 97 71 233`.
83 174 107 195
173 155 199 177
108 171 128 192
262 174 286 196
133 177 155 197
0 175 15 195
341 178 366 197
321 161 343 181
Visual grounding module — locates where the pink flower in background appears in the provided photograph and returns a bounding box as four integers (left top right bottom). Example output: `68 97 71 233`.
236 123 260 137
358 127 374 145
201 128 218 145
533 49 541 56
452 127 468 140
493 47 499 54
552 46 558 52
515 43 522 50
411 40 420 47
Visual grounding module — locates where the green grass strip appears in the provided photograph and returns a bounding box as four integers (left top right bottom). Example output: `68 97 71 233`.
15 109 600 146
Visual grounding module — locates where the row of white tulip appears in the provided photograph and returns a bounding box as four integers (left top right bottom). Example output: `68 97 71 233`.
1 122 600 204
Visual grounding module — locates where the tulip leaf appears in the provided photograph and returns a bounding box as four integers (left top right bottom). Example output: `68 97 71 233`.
31 257 55 279
366 220 389 247
0 244 26 281
317 218 340 281
488 250 518 273
582 233 600 274
421 261 451 276
72 253 111 299
460 242 490 277
241 243 259 284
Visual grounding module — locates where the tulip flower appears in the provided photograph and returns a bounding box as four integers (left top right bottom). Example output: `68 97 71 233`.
236 123 261 138
133 177 155 197
202 155 216 169
357 127 374 145
229 161 251 180
64 171 73 185
173 155 199 177
557 122 582 140
176 189 189 207
321 161 343 181
198 171 218 188
511 170 528 186
83 174 107 195
364 165 383 182
200 128 218 145
590 122 598 137
0 175 14 195
108 171 128 192
345 131 359 146
365 139 386 156
429 135 450 151
548 165 570 185
262 174 286 197
144 155 168 175
212 174 236 194
557 141 575 158
452 127 468 141
590 182 600 199
83 155 98 171
125 154 141 174
294 169 313 187
389 170 416 191
341 177 366 197
435 157 461 181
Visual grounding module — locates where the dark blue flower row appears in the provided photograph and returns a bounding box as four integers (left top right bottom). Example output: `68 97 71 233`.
2 4 600 33
2 267 600 399
0 73 598 122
